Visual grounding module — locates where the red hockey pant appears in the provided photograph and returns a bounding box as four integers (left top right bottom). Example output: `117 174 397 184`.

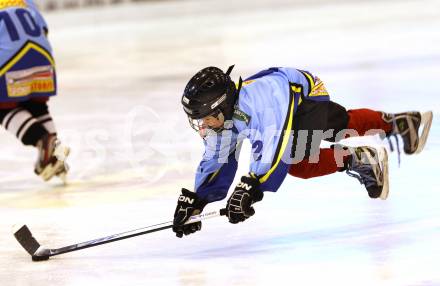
288 107 392 179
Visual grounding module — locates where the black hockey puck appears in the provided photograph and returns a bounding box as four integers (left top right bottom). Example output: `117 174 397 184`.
32 255 50 261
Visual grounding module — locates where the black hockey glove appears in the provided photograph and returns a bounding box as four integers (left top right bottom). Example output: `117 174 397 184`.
226 175 264 224
173 188 207 238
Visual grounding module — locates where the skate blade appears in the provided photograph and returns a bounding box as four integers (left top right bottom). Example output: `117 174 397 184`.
57 172 68 185
56 162 69 185
378 147 389 200
415 111 433 154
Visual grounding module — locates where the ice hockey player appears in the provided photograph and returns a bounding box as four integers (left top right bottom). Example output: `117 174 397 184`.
172 65 433 237
0 0 69 182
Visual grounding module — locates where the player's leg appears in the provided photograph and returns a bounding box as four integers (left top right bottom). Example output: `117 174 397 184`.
288 100 349 179
289 145 388 199
324 103 392 140
20 98 70 182
0 100 68 181
288 147 349 179
288 101 388 199
336 107 433 154
20 97 57 135
343 109 393 138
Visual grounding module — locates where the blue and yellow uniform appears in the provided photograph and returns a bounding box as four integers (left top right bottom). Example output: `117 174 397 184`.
0 0 56 102
195 67 330 203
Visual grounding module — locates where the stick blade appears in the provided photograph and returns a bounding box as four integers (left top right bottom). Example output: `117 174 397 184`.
32 249 50 262
13 225 41 256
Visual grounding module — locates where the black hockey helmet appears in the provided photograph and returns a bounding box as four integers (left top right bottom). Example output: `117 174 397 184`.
181 65 237 133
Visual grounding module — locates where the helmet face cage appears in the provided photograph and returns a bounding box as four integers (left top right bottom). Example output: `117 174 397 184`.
187 110 225 138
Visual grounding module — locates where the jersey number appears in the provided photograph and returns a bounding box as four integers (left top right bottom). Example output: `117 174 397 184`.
252 140 263 161
0 9 41 42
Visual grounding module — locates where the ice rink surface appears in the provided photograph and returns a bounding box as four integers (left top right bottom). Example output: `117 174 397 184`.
1 0 439 285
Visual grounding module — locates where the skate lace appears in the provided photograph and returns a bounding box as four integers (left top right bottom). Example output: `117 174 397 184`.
387 135 401 166
386 114 401 166
346 167 377 188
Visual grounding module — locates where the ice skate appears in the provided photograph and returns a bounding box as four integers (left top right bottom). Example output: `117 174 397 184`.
34 134 70 183
342 145 389 200
55 160 70 184
382 111 433 154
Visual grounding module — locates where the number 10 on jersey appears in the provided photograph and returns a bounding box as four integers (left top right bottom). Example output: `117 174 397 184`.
0 8 42 42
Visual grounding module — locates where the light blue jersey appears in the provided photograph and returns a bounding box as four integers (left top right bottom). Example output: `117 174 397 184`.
0 0 56 102
194 67 330 203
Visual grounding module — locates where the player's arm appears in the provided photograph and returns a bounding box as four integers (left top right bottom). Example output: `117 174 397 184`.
225 134 290 224
195 152 239 202
195 128 242 201
225 86 295 223
173 130 241 237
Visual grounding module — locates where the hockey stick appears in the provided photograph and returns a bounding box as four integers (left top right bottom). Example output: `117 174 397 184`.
14 208 227 261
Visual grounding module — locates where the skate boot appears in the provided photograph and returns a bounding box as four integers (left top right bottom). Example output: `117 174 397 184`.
34 133 70 183
339 145 389 200
382 111 433 155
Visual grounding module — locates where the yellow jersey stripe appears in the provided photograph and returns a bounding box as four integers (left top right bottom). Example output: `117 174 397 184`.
291 85 301 93
259 90 296 183
0 41 55 77
207 169 220 183
309 81 329 97
298 70 315 92
291 85 302 105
